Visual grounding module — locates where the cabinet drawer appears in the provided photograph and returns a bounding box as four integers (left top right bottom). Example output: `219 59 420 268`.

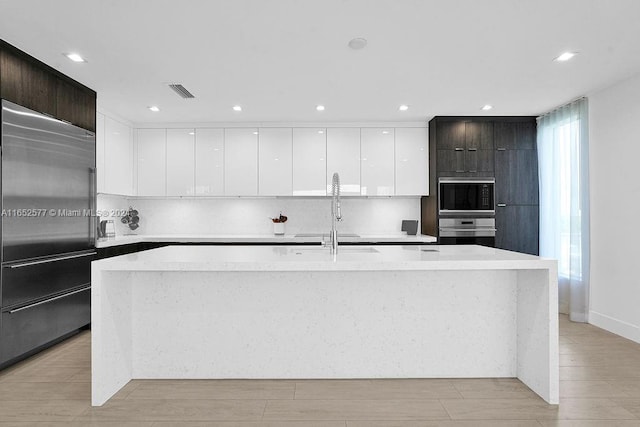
1 251 93 308
0 286 90 364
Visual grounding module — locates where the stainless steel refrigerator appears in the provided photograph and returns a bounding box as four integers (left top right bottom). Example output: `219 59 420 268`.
0 100 95 366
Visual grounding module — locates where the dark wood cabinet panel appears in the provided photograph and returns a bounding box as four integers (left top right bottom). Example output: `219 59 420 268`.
465 121 494 150
495 149 539 205
494 120 536 150
0 40 96 132
466 149 494 173
435 121 466 150
437 149 465 173
0 49 57 117
495 205 539 255
55 78 96 131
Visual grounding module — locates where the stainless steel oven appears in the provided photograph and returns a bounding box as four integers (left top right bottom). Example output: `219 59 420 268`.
439 177 495 216
438 217 496 247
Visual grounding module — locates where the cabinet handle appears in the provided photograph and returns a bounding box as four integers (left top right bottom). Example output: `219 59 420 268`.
497 203 507 207
468 148 477 151
455 148 464 151
455 170 465 173
497 148 507 151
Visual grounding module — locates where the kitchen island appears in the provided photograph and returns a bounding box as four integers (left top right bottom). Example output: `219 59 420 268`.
91 244 558 406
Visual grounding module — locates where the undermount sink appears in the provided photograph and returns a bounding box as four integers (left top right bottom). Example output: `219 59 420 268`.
294 233 360 238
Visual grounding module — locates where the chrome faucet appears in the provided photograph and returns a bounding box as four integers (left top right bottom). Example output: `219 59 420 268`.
330 172 342 253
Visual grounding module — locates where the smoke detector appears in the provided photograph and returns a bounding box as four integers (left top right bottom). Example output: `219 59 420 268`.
348 38 368 50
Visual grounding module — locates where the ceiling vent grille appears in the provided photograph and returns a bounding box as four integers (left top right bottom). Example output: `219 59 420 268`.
168 84 195 99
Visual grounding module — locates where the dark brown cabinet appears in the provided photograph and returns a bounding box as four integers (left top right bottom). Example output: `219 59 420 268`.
435 120 494 175
424 116 539 255
495 204 539 255
493 119 539 255
0 39 96 132
495 148 539 205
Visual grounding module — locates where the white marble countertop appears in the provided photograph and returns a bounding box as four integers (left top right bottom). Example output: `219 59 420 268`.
93 244 555 272
95 233 437 248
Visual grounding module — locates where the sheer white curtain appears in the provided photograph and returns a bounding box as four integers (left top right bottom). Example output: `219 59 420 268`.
537 98 590 322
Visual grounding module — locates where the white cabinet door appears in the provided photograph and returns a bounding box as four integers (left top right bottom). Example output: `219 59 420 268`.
258 128 292 196
293 128 326 196
166 129 195 196
395 128 429 196
96 113 105 193
361 128 395 196
104 117 134 196
136 129 166 196
326 128 360 195
195 129 224 196
224 128 258 195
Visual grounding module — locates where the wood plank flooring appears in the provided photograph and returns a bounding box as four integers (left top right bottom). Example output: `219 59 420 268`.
0 314 639 426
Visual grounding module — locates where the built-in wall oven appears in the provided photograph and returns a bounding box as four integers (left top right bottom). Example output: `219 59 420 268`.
438 177 496 247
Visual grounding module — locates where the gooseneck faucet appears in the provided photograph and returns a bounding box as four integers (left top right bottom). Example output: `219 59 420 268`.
330 172 342 253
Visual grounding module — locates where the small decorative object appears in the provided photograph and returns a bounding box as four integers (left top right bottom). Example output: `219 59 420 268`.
121 206 140 231
271 212 288 235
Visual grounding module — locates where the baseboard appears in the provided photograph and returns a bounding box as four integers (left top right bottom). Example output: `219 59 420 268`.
589 310 640 344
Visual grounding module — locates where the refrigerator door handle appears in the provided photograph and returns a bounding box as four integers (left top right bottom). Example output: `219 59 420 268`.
8 285 91 314
8 251 96 269
89 166 97 246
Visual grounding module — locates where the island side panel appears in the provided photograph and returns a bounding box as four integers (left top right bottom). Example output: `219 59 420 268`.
516 266 559 404
129 270 518 379
91 269 134 406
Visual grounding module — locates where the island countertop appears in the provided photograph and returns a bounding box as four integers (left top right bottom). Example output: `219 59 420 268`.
93 244 554 272
91 244 558 407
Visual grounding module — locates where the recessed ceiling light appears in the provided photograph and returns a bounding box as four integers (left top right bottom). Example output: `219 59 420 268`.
318 130 324 134
65 53 86 63
399 105 409 111
481 104 493 111
382 130 390 135
555 52 577 62
316 105 325 111
148 106 160 112
233 105 242 112
188 132 195 135
348 38 368 50
252 131 259 135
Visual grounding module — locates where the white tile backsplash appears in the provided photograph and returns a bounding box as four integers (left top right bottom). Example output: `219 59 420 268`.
97 195 422 236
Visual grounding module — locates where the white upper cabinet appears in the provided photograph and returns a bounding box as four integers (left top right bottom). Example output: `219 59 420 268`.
395 128 429 196
326 128 360 195
96 113 105 193
136 129 166 196
360 128 395 196
104 116 134 196
225 128 258 196
166 129 195 196
258 128 293 196
195 129 224 196
293 128 326 196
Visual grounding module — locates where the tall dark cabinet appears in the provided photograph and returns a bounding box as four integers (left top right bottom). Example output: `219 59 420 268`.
423 116 539 255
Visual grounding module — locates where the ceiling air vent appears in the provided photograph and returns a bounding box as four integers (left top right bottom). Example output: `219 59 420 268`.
168 84 195 99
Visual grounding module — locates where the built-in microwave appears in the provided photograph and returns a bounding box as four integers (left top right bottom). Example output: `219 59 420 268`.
438 177 495 216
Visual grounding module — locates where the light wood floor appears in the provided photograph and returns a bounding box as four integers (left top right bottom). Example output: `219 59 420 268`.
1 314 640 426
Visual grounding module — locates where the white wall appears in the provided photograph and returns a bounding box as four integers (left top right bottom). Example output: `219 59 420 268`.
97 195 422 236
588 72 640 343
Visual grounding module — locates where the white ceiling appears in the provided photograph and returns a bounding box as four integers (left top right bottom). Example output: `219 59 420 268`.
1 0 640 124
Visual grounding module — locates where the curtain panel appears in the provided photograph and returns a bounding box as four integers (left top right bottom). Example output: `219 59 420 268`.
537 98 590 322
